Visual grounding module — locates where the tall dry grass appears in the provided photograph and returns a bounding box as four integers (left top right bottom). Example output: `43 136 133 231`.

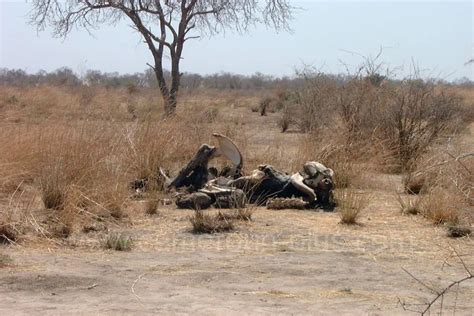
0 78 471 241
0 84 252 241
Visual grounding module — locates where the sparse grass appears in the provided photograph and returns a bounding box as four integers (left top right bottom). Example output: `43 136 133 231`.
104 198 125 220
145 198 160 215
0 253 13 267
396 193 422 215
217 208 253 221
0 81 470 244
266 198 307 210
403 174 427 195
335 190 369 225
49 222 72 239
101 232 133 251
330 162 355 189
278 110 291 133
190 210 235 234
40 183 68 210
416 188 461 226
0 222 18 244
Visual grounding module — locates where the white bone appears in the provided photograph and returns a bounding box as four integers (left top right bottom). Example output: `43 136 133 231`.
212 133 243 168
290 173 316 201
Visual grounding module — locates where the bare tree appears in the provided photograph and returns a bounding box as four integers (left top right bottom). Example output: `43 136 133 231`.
31 0 293 115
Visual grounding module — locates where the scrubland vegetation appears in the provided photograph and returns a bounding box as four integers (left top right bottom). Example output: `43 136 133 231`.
0 63 472 243
0 63 472 315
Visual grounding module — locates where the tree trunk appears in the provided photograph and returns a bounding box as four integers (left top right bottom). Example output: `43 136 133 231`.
164 92 177 116
152 63 177 116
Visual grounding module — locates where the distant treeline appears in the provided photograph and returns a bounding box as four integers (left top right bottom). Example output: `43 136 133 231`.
0 67 472 90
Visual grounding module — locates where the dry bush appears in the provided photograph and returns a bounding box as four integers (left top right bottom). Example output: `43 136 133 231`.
418 189 460 225
288 75 335 133
190 210 235 234
407 149 472 210
335 190 370 225
398 185 464 226
258 90 287 116
101 232 133 251
145 198 160 215
285 63 466 174
259 96 271 116
278 111 291 133
334 79 384 144
378 81 464 172
398 149 472 228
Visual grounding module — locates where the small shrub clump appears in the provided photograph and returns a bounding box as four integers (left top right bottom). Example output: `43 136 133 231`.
335 190 369 225
101 232 133 251
190 211 235 234
419 190 460 226
145 198 160 215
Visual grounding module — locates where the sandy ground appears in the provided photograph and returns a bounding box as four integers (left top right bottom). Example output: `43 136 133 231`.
1 182 473 315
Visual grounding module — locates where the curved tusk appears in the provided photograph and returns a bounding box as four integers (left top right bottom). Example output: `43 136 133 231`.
159 167 172 188
290 173 316 201
327 168 335 178
212 133 243 169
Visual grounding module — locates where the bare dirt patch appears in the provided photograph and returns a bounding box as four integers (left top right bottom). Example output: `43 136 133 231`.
1 188 473 314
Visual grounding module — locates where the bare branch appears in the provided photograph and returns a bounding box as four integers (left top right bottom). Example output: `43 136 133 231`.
400 249 474 315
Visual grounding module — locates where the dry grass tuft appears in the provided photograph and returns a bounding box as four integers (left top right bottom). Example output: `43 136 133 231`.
0 253 13 267
418 189 461 226
396 193 422 215
48 222 72 239
217 208 253 221
335 190 370 225
0 202 24 244
39 168 68 210
190 210 235 234
278 112 291 133
101 232 133 251
145 198 160 215
0 222 18 244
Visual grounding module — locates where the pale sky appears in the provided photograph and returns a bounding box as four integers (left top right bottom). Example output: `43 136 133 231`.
1 1 473 80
